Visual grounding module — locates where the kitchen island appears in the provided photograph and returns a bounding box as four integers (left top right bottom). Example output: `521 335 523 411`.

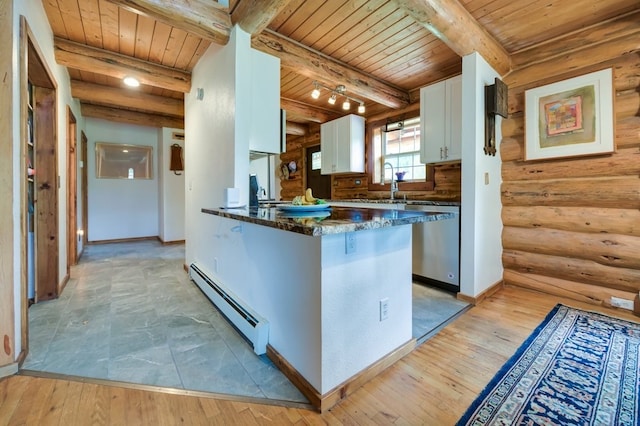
195 205 452 411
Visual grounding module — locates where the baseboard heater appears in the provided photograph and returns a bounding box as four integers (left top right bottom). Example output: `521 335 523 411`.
189 263 269 355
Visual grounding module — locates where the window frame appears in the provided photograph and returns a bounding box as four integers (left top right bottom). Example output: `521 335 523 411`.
366 116 435 192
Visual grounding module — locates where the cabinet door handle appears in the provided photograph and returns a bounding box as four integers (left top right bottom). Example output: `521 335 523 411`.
440 147 444 160
444 146 448 159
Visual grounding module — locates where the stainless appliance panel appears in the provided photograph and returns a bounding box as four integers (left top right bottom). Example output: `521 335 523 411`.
406 205 460 290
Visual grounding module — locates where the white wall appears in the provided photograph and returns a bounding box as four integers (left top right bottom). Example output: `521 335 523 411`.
460 52 504 297
85 118 159 241
185 26 252 267
9 0 84 362
158 128 185 242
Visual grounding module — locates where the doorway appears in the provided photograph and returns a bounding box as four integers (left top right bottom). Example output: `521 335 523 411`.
67 107 77 270
305 145 331 199
20 17 59 357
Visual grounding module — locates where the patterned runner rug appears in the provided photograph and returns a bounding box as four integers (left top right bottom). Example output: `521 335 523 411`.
457 304 639 425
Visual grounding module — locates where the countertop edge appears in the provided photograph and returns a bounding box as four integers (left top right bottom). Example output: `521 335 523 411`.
202 206 455 236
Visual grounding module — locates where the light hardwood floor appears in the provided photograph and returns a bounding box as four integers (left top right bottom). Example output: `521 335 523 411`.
2 286 638 425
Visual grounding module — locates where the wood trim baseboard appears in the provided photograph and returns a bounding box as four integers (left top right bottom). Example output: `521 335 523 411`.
87 236 158 245
267 338 416 412
457 280 504 306
0 362 18 379
58 273 70 295
156 237 185 245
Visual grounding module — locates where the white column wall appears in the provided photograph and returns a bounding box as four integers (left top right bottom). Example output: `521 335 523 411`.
460 52 504 297
185 26 273 269
158 128 185 242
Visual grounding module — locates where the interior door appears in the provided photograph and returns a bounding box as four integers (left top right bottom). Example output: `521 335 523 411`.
305 145 331 199
33 86 58 301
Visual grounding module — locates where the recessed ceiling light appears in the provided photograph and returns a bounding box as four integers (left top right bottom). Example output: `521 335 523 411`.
123 76 140 87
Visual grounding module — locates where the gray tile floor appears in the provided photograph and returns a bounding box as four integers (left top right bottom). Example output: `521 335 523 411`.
412 283 470 343
23 240 468 404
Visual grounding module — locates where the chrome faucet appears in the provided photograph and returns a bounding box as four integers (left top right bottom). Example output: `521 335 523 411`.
383 162 398 200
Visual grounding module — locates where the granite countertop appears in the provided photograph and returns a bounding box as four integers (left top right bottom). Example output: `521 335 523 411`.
202 205 454 236
259 199 461 207
337 199 461 206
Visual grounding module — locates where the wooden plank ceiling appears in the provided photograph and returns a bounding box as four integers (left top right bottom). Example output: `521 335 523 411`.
41 0 640 129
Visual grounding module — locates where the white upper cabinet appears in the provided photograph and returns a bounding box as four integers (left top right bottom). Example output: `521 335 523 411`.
420 75 462 163
249 49 282 154
321 114 365 174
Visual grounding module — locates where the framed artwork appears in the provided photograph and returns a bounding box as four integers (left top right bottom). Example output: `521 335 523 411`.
524 68 614 161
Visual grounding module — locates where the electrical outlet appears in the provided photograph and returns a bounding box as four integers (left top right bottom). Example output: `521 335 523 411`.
611 296 634 310
345 232 356 254
380 298 389 321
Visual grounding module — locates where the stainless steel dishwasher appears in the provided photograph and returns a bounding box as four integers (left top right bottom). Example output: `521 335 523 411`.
405 204 460 292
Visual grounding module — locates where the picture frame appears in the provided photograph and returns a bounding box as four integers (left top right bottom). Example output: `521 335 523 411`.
524 68 614 161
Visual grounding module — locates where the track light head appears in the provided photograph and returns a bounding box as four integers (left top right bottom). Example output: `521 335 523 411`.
358 103 365 114
311 82 320 99
342 99 351 110
328 93 337 105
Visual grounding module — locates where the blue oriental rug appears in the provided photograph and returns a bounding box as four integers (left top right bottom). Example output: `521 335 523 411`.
457 304 640 425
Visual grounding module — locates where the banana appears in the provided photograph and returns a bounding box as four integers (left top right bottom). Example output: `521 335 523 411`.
305 188 316 203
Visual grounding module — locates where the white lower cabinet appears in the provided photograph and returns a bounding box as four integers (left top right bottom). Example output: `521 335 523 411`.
321 114 365 174
420 75 462 164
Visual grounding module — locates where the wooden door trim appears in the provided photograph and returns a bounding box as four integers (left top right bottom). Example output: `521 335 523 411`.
66 107 77 270
1 0 15 367
81 131 88 253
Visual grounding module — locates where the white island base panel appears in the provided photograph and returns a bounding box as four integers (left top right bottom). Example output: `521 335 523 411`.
193 216 413 396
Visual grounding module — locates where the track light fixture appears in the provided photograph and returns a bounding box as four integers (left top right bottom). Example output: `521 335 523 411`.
310 81 365 114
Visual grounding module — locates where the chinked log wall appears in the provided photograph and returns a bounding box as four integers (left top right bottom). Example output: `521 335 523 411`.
501 44 640 307
280 123 461 201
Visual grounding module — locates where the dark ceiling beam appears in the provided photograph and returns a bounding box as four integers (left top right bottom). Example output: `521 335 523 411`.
286 121 308 136
394 0 511 75
255 30 410 109
231 0 295 35
54 38 191 92
507 10 640 87
81 103 184 129
280 98 340 124
71 80 184 117
106 0 231 45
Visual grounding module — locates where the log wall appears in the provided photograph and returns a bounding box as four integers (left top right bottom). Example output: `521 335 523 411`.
501 44 640 308
278 121 461 201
